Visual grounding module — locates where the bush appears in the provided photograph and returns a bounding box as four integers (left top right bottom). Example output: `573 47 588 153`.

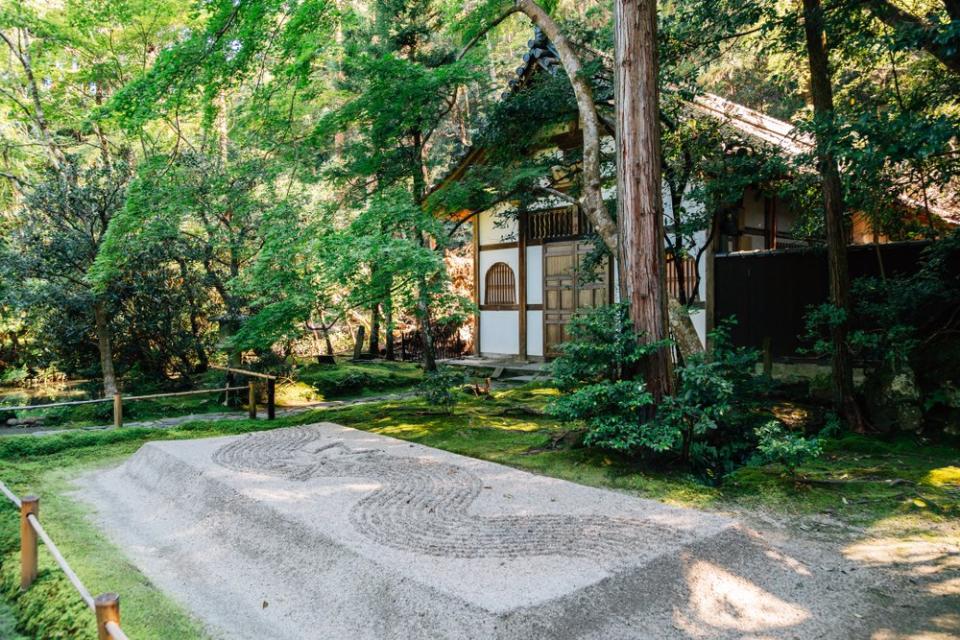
548 306 821 480
803 231 960 434
417 368 465 413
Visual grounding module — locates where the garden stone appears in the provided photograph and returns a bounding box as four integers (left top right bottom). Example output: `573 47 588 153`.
865 363 923 432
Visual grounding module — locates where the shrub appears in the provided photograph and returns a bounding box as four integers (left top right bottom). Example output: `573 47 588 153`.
752 420 823 475
802 230 960 434
548 306 821 480
417 368 466 413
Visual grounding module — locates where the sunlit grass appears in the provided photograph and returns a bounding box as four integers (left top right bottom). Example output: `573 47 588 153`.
0 383 956 638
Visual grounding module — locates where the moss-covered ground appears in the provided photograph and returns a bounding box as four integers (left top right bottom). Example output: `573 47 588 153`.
0 359 424 431
0 383 956 638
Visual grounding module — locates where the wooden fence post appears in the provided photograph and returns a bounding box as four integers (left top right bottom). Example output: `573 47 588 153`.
20 496 38 590
267 378 276 421
94 593 120 640
248 381 257 419
762 337 773 378
113 393 122 428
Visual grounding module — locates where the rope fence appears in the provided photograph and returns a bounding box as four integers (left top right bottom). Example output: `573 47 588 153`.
2 373 277 427
0 479 129 639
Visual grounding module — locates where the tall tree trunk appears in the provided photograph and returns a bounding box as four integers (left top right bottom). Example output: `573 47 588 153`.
384 288 395 361
416 277 437 372
323 328 334 355
614 0 673 399
802 0 866 432
93 302 118 396
369 302 381 357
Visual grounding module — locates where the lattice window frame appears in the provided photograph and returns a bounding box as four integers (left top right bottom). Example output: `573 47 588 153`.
484 262 517 305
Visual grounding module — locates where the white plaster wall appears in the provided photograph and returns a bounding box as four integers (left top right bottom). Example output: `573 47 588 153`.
526 310 544 357
478 203 518 245
480 310 519 355
478 248 519 304
526 245 543 305
690 308 707 348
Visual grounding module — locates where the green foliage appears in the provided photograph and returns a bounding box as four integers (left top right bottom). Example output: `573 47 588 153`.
551 303 656 389
753 420 823 475
803 232 960 432
416 368 466 413
549 307 821 480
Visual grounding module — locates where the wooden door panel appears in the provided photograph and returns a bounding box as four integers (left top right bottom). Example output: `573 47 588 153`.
542 241 612 357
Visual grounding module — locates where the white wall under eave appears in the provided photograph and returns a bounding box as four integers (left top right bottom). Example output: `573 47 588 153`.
478 248 519 304
478 204 518 245
526 310 544 357
480 310 519 356
526 245 543 305
690 308 706 348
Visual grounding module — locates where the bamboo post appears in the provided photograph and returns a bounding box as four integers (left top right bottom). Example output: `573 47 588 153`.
113 393 122 428
94 593 120 640
20 496 38 590
267 378 276 421
248 381 257 419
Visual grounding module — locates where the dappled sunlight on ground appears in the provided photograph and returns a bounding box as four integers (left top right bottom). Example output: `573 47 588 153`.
674 558 809 636
924 466 960 488
844 530 960 640
375 422 431 438
844 536 960 571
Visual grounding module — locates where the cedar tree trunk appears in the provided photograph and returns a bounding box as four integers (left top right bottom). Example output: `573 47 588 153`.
802 0 866 431
614 0 673 399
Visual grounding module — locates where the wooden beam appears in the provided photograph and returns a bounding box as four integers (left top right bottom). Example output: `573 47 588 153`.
473 214 481 356
518 209 528 361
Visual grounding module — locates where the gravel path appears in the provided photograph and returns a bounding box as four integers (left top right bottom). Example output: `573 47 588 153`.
74 422 960 640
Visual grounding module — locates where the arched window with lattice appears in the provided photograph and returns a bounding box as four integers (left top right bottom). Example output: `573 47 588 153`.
484 262 516 305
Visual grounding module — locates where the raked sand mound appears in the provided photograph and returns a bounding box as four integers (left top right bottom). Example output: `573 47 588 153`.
75 423 903 639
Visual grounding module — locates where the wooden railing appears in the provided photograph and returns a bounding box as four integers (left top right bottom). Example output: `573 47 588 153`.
527 208 595 241
0 480 130 639
1 366 278 428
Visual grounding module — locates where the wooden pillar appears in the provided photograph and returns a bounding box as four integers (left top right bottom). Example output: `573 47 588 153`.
267 378 276 420
94 593 120 640
518 210 528 361
112 393 122 428
247 381 257 419
20 496 38 590
705 216 719 353
472 214 481 356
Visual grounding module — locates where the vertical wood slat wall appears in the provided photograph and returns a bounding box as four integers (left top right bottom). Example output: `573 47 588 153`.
484 262 516 305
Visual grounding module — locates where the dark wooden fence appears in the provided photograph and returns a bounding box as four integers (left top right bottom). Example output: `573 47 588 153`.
713 241 931 358
398 324 467 362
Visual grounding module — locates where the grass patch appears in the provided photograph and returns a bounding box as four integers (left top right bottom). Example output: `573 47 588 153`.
0 445 210 639
291 359 423 400
0 383 956 638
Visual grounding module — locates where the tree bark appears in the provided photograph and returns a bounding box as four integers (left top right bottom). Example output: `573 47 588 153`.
93 302 118 396
369 302 381 356
614 0 673 399
460 2 618 252
802 0 866 432
384 288 396 360
416 276 437 372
